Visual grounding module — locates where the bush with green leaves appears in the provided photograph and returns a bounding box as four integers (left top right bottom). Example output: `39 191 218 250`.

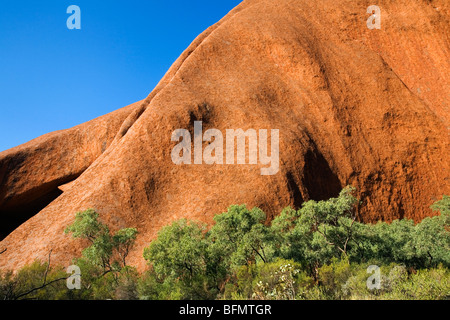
272 189 449 271
355 198 450 269
271 186 361 278
1 190 448 300
141 189 449 300
225 259 312 300
142 219 214 299
339 263 450 300
65 209 137 272
385 265 450 300
64 208 138 299
142 205 277 299
207 205 274 275
137 267 184 300
0 260 71 300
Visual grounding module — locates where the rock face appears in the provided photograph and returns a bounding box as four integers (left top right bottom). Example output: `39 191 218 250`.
0 101 143 240
0 0 449 271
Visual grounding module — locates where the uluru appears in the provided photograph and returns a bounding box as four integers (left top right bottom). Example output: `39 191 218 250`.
0 0 449 273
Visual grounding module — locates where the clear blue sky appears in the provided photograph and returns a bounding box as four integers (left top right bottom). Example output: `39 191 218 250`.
0 0 242 152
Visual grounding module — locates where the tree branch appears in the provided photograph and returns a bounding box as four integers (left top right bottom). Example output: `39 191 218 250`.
14 250 70 300
342 216 356 255
251 245 266 263
316 228 335 247
15 276 70 300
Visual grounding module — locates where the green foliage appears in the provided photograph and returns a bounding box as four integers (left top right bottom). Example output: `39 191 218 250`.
137 267 184 300
271 186 359 277
0 209 140 300
85 266 139 300
385 265 450 300
1 191 448 300
360 210 450 269
64 209 138 299
65 209 138 273
317 257 352 299
113 228 139 267
0 270 15 299
0 260 71 300
143 219 207 280
142 219 215 299
431 195 450 215
272 188 449 270
142 205 275 299
64 209 107 241
410 213 449 268
141 188 449 300
222 259 312 300
208 205 273 270
251 259 309 300
340 263 450 300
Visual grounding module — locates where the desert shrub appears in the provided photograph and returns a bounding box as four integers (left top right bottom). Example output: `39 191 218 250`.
140 190 449 300
271 186 359 278
251 259 309 300
142 219 216 299
222 259 312 300
142 205 276 300
207 205 274 271
3 190 446 300
65 209 138 272
383 265 450 300
64 208 138 299
137 267 184 300
316 257 353 299
0 260 71 300
360 205 449 269
0 269 15 300
272 190 449 272
112 266 140 300
335 263 449 300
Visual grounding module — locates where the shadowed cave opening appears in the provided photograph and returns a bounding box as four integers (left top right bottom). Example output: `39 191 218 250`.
0 188 63 241
284 148 342 212
303 148 342 201
0 179 75 241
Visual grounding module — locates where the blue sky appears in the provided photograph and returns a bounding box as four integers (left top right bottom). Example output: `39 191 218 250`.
0 1 242 152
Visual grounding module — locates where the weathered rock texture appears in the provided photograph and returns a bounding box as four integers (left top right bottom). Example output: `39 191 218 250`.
1 0 449 271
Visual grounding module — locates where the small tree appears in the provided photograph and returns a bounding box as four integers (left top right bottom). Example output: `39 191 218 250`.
207 205 273 270
410 196 449 268
142 219 213 299
299 186 358 258
65 209 137 282
271 186 359 279
142 205 275 299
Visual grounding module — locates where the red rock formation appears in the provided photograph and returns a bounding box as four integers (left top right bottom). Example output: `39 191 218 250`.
0 101 142 239
0 0 449 272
